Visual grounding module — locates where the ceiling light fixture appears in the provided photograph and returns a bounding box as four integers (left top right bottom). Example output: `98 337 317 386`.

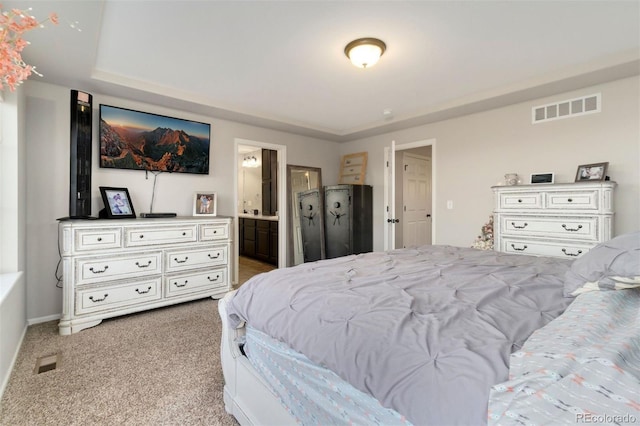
344 38 386 69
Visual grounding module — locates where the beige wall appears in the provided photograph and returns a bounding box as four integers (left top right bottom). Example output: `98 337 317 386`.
23 81 342 321
19 76 640 320
341 76 640 250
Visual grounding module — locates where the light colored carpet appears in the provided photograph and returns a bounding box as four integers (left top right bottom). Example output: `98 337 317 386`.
0 298 239 426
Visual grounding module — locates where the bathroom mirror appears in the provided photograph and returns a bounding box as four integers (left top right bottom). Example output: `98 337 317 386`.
287 165 322 266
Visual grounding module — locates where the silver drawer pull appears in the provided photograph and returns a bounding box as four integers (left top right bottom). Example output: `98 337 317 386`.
562 248 583 257
511 222 528 229
208 275 220 282
511 244 528 252
135 260 152 268
135 286 152 294
173 281 188 288
562 224 583 232
89 266 109 274
174 257 189 264
89 294 108 302
208 253 220 259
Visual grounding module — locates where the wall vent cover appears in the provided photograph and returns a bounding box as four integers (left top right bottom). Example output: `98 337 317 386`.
532 93 601 124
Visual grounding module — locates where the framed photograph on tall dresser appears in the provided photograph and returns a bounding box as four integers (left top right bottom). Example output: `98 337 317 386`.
575 162 608 182
530 172 555 184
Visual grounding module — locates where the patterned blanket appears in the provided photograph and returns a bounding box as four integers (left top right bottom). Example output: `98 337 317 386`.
488 289 640 425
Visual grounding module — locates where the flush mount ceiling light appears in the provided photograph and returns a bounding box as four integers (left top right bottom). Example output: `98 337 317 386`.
344 38 386 68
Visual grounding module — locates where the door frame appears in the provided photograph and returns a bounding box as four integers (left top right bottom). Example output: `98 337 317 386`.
384 138 436 251
234 138 287 285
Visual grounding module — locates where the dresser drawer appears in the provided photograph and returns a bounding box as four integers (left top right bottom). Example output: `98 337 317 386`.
498 192 543 210
76 278 162 315
500 215 599 241
545 190 598 210
125 225 197 247
500 238 591 259
199 222 229 241
76 252 162 285
165 267 228 297
165 246 228 272
74 228 122 251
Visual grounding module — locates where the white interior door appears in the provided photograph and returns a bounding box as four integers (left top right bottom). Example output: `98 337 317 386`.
384 139 436 251
402 153 432 247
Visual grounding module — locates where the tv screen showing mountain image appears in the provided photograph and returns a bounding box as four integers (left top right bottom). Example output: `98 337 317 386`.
99 104 211 174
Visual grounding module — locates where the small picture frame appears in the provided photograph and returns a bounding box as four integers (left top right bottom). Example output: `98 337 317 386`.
530 172 555 184
575 162 608 182
193 192 217 216
99 187 136 219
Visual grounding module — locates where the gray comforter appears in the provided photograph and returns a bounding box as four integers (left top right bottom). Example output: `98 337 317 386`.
227 246 574 425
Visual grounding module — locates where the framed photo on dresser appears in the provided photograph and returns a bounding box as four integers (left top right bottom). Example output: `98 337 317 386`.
193 192 217 216
575 162 608 182
99 187 136 219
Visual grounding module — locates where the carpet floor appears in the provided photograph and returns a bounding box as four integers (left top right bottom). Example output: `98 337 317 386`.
0 298 239 426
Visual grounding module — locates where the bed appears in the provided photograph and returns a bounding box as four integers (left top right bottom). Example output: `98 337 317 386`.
219 232 640 425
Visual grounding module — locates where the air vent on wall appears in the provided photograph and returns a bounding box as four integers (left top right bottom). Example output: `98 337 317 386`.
532 93 601 124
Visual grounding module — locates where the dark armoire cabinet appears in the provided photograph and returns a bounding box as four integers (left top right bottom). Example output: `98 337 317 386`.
298 185 372 262
324 185 373 259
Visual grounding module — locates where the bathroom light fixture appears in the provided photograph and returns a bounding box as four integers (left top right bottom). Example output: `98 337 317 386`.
242 156 259 168
344 38 386 68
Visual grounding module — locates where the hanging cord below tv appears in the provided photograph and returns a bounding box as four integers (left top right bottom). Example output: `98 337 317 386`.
140 170 177 218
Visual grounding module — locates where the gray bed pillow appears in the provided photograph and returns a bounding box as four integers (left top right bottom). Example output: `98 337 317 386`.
564 231 640 297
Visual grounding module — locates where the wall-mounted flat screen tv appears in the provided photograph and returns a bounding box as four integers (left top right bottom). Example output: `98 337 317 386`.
99 104 210 174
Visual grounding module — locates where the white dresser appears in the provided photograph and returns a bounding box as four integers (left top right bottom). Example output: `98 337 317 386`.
58 216 232 335
493 182 615 259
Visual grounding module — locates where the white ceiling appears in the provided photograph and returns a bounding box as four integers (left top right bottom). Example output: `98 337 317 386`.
7 0 640 142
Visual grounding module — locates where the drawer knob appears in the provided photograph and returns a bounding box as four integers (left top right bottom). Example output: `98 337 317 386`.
139 235 144 239
89 294 108 303
561 224 583 232
511 222 528 229
135 286 152 294
97 237 102 242
182 232 186 236
517 199 522 203
208 253 220 259
89 265 109 274
567 198 573 202
173 281 188 288
174 257 189 264
562 248 583 257
213 230 217 234
135 260 152 268
511 244 528 252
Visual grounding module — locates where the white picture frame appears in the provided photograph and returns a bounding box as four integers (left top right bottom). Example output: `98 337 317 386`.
193 191 217 216
530 172 555 184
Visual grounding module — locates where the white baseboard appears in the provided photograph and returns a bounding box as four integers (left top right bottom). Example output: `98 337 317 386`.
27 313 61 326
0 323 27 399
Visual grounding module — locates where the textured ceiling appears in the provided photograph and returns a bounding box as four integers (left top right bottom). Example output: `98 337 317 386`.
7 0 640 141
